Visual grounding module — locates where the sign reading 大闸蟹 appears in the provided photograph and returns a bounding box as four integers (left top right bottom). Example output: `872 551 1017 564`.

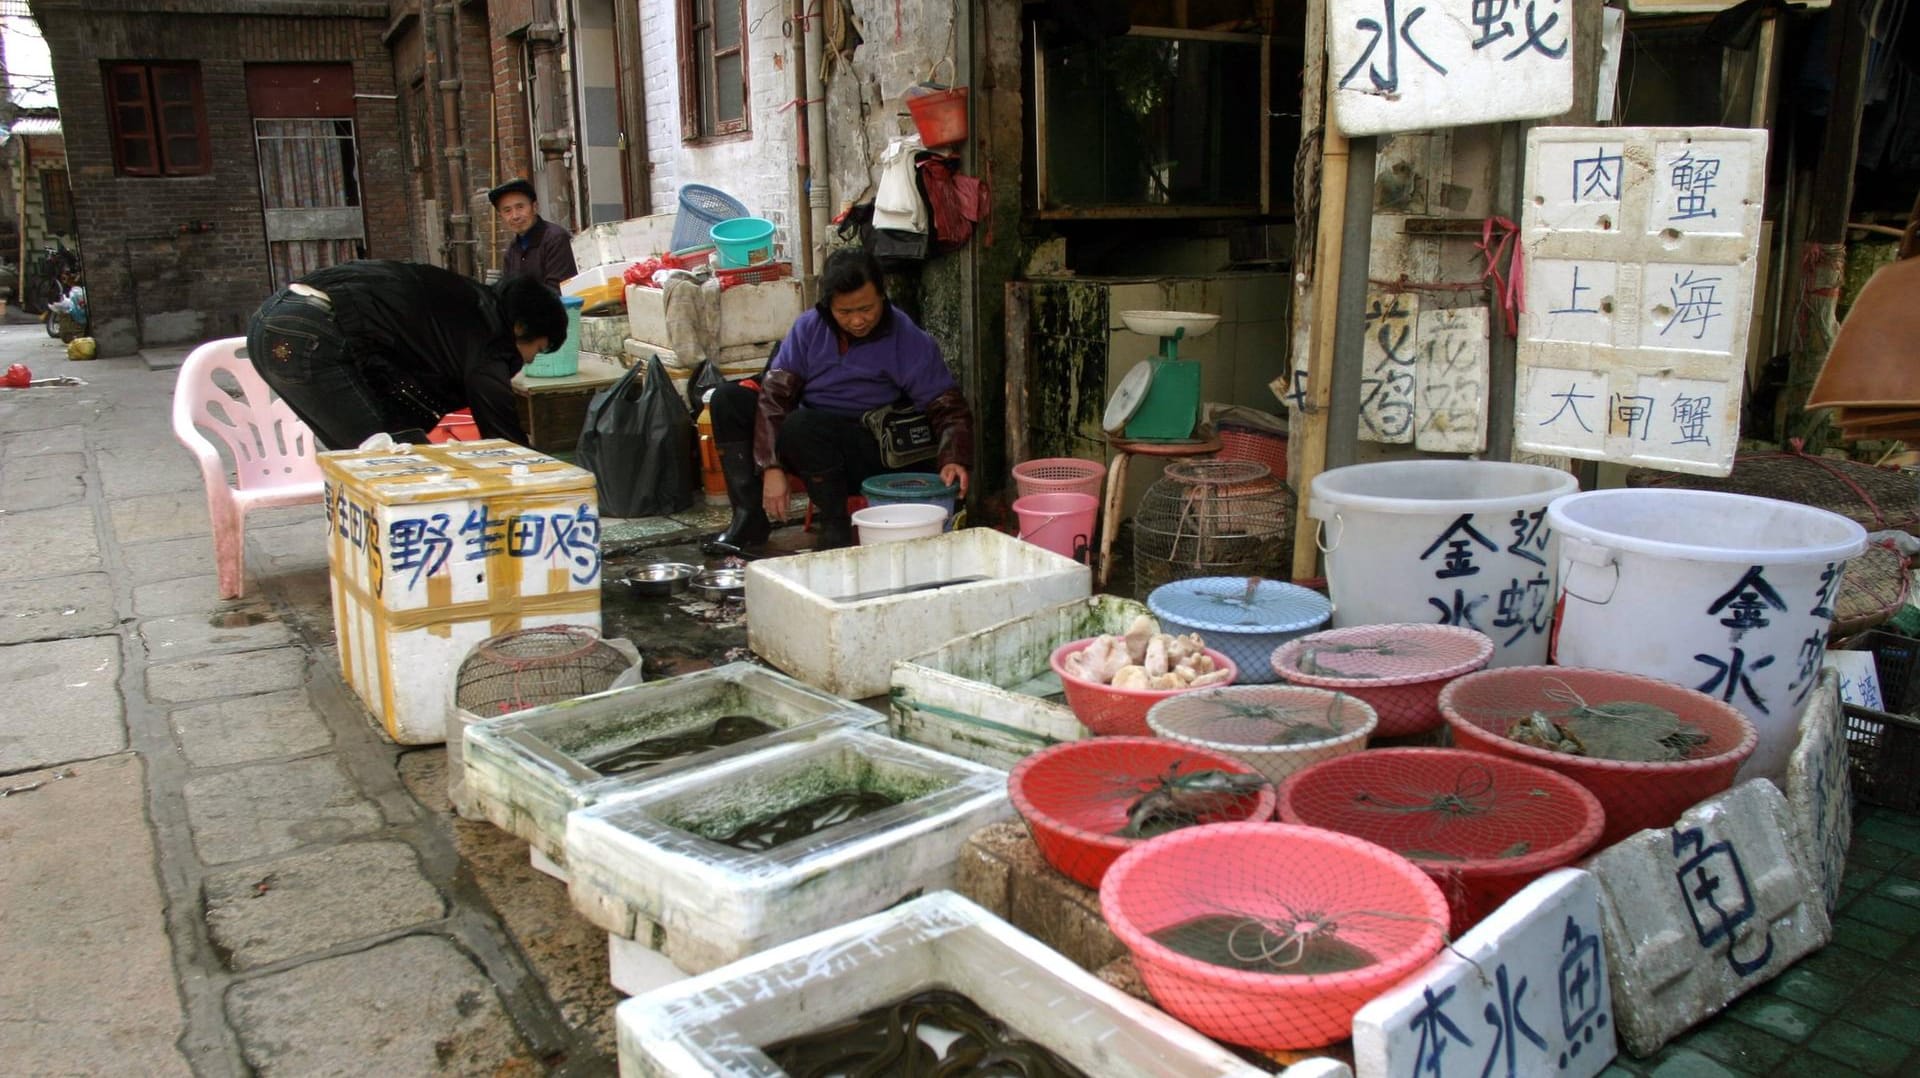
1328 0 1575 136
1516 126 1766 477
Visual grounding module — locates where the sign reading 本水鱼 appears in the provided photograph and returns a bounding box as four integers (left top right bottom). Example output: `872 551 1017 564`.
1328 0 1576 137
1516 126 1766 477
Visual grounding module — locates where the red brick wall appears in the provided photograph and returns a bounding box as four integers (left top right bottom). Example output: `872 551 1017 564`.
38 3 404 355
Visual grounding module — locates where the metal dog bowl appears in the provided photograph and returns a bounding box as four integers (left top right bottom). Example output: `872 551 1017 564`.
622 562 698 596
690 567 747 601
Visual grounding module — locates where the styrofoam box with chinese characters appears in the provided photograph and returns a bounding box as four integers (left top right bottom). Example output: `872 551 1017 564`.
319 440 601 745
565 727 1013 972
463 662 880 866
747 528 1093 699
615 892 1269 1077
625 277 803 352
889 595 1149 769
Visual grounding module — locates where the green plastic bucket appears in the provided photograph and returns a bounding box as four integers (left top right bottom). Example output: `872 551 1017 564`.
709 217 776 268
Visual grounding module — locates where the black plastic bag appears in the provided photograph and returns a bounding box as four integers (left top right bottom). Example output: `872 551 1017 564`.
576 354 696 517
685 359 726 421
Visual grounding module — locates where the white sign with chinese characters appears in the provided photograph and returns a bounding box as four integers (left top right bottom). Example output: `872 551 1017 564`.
1353 869 1615 1078
1329 0 1575 137
1359 291 1419 444
1516 126 1767 477
1415 306 1491 453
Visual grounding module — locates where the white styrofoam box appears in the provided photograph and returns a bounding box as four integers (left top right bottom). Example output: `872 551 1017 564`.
580 313 628 358
748 528 1092 700
561 263 626 296
572 213 676 270
889 595 1149 768
319 440 601 744
565 728 1013 972
462 662 878 865
625 278 803 351
609 932 690 997
1786 669 1850 914
614 891 1272 1077
1584 779 1831 1057
1354 869 1616 1078
621 337 774 372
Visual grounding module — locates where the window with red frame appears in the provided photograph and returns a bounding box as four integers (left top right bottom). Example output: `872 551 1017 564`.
104 62 210 176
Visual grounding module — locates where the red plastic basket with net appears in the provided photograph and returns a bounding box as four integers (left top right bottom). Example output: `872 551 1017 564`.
1271 624 1494 736
1100 821 1448 1050
1276 748 1604 936
1215 423 1289 482
714 261 792 289
1011 456 1107 501
1007 736 1276 889
1439 666 1757 847
1050 639 1238 736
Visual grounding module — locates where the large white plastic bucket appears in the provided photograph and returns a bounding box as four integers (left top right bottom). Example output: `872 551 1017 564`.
852 502 948 544
1309 461 1580 667
1548 489 1867 784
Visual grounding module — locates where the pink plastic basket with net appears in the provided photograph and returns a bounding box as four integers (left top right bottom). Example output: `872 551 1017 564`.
1440 666 1757 847
1271 624 1494 736
1012 457 1107 501
1050 639 1238 736
1276 748 1605 935
1008 736 1277 889
1100 821 1448 1050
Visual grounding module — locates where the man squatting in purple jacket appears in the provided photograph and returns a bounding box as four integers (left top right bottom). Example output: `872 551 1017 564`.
704 247 975 552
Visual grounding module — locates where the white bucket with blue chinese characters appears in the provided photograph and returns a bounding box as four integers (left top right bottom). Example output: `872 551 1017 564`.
1547 488 1865 784
1309 461 1580 668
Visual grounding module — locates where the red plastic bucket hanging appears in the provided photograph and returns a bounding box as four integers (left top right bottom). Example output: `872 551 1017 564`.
905 60 969 148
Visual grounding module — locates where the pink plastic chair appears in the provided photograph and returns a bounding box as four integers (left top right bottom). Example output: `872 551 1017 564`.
170 337 326 598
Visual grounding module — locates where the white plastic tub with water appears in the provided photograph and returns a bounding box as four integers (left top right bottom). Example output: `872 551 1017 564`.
853 502 948 544
1548 488 1866 784
1309 460 1578 667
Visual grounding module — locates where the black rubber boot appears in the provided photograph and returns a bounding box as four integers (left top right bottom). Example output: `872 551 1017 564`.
805 469 855 550
702 442 771 555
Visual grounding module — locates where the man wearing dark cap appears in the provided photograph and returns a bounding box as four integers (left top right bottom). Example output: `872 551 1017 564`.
490 178 577 289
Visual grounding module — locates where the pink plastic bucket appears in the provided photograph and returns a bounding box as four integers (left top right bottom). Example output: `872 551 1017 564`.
1014 492 1097 561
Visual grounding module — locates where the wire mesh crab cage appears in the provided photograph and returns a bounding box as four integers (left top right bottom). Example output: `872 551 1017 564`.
454 625 635 718
1132 460 1292 594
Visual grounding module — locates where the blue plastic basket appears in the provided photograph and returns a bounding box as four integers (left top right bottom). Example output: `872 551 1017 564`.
671 184 750 252
1147 577 1332 684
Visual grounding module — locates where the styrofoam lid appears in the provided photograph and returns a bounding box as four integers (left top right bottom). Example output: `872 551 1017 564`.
1148 577 1332 634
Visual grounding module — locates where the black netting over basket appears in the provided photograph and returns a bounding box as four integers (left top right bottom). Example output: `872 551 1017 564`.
454 626 633 718
1132 460 1292 593
1626 451 1920 534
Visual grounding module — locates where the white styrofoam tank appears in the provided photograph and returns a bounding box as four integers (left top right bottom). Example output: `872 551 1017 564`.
614 891 1270 1077
747 528 1092 699
625 278 803 351
565 727 1012 973
889 595 1151 769
462 662 877 865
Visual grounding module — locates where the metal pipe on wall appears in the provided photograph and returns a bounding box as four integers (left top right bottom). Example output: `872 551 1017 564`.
790 0 816 285
803 0 830 273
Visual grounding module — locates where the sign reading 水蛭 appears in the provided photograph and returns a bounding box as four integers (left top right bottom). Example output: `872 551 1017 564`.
1328 0 1576 136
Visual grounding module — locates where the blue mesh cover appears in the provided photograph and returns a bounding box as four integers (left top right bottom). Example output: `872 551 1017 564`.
1147 578 1332 684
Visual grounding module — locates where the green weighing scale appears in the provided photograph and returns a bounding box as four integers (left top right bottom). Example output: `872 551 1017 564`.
1103 310 1221 442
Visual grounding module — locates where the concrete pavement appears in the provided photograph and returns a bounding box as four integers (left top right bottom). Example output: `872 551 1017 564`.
0 325 618 1075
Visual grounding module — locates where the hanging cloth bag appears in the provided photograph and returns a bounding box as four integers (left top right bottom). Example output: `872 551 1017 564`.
576 354 697 517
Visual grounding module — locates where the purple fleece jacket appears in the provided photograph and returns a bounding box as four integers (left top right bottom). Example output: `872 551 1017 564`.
770 306 958 416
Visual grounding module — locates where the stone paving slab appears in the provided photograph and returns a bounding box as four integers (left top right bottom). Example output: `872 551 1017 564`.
0 424 85 457
0 634 124 771
132 573 232 617
0 450 87 511
0 572 117 644
205 840 446 971
121 534 220 585
97 445 206 499
110 491 214 544
170 688 333 767
0 504 101 581
140 608 296 660
183 755 384 864
0 754 191 1075
225 934 533 1073
146 645 305 704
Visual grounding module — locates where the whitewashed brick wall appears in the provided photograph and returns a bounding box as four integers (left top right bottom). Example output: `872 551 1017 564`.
641 0 797 252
